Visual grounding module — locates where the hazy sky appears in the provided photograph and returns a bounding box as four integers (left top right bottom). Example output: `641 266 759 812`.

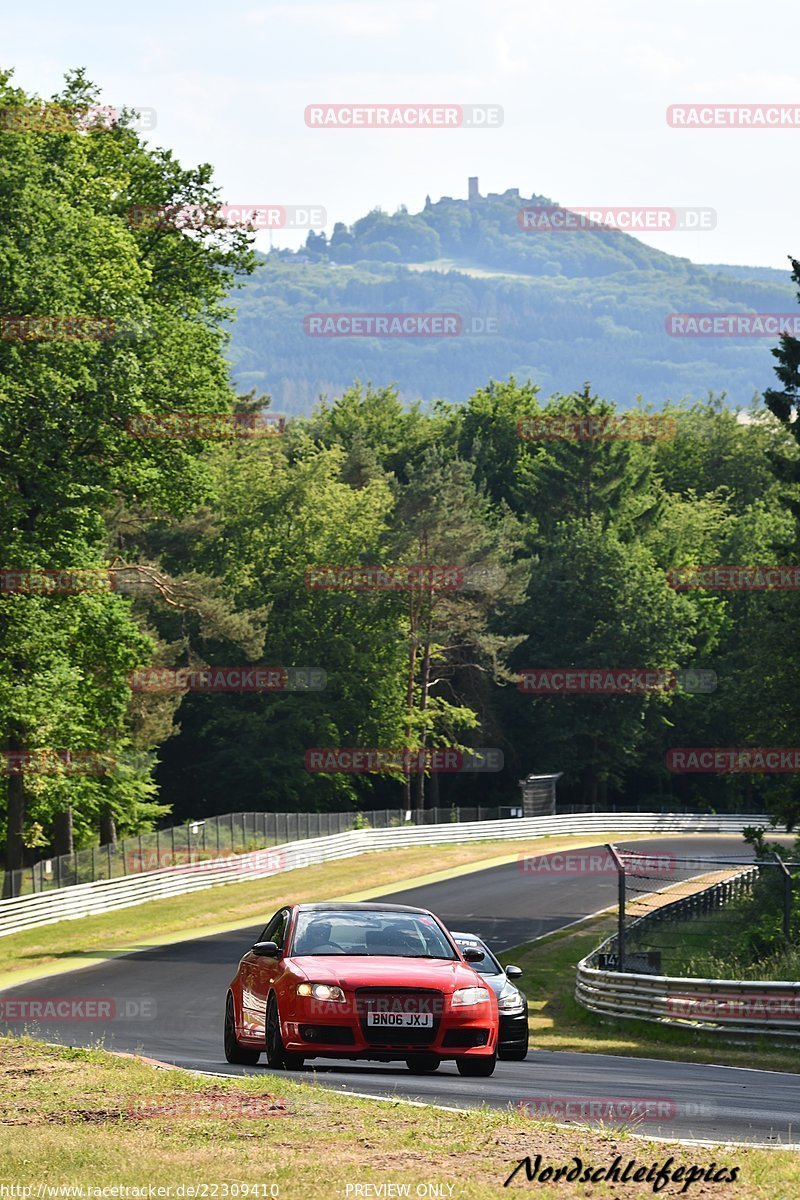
3 0 798 267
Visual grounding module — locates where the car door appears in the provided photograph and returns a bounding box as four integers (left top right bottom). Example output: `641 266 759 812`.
246 907 291 1038
240 908 290 1038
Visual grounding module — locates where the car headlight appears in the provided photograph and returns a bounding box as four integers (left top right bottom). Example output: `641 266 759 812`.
451 986 490 1007
297 982 346 1002
497 989 526 1014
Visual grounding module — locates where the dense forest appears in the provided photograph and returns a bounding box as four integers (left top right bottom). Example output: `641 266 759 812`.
4 72 800 885
228 188 794 412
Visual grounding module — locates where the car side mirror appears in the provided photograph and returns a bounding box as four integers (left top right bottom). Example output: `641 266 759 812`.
252 940 280 957
462 946 485 963
505 964 523 979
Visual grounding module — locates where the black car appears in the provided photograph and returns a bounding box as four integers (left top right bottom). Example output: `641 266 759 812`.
451 932 528 1061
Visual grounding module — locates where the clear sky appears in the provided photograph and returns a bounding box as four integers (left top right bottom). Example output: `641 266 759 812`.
3 0 798 267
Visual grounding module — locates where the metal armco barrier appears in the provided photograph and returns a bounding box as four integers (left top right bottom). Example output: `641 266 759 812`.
576 866 800 1039
0 811 763 939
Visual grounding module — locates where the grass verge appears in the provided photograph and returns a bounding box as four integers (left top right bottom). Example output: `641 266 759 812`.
503 917 800 1074
1 1037 798 1199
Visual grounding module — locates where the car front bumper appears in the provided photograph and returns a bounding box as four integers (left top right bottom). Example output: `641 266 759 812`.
498 1009 529 1055
283 1000 498 1060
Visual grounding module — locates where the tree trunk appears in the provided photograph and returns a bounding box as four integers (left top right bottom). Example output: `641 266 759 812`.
413 620 433 813
100 807 117 846
53 807 74 856
429 769 440 814
3 730 26 899
404 605 419 815
588 765 598 809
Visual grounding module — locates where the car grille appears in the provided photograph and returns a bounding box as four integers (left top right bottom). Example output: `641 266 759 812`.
355 988 444 1046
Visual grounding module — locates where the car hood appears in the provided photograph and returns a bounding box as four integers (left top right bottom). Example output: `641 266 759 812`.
480 973 509 998
290 954 486 992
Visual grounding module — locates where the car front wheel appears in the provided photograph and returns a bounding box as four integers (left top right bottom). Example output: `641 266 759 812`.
456 1053 497 1077
265 994 305 1071
224 994 261 1066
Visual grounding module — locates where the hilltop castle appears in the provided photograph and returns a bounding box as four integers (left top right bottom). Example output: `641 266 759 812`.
469 177 519 203
425 178 521 207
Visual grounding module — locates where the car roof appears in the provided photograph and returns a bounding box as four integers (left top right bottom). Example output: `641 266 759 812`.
293 901 432 915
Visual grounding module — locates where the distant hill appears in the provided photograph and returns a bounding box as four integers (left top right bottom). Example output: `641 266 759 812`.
226 182 795 414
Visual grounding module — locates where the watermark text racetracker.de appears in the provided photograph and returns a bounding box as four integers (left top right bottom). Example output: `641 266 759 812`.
517 668 716 694
126 1096 288 1119
517 206 715 231
126 204 325 231
125 847 286 875
303 313 498 337
128 667 326 692
666 313 800 337
304 103 502 128
127 413 285 438
667 102 800 128
667 993 800 1020
517 1095 716 1122
305 565 463 591
0 315 116 341
0 996 156 1022
305 747 503 773
517 414 676 441
667 565 800 590
667 747 800 773
0 104 156 132
517 850 676 875
0 751 113 775
305 565 499 592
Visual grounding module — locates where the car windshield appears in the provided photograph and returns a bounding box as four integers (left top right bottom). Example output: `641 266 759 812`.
454 937 502 975
290 910 458 958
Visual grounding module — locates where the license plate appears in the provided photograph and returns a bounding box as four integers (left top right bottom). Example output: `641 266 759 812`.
366 1012 433 1028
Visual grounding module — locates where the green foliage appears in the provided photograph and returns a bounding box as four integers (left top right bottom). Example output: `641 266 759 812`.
7 69 800 879
228 192 795 412
0 68 254 881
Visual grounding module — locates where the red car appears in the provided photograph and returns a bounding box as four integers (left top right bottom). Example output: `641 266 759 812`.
224 901 499 1076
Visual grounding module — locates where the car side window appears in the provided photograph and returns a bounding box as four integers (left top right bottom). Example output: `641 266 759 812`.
271 909 290 950
259 908 289 946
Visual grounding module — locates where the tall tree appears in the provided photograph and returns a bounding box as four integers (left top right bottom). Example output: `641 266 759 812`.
0 68 254 887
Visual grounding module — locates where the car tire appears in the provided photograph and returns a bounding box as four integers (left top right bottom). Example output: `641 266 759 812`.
265 994 305 1071
456 1053 497 1078
499 1049 528 1062
224 994 261 1066
405 1053 440 1074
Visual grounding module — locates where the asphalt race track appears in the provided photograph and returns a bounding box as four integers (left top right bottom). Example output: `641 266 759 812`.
3 835 799 1146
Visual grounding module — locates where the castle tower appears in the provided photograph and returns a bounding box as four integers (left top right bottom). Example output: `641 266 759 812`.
468 176 480 203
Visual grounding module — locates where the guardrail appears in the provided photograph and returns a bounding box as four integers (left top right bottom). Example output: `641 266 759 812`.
0 811 764 939
8 804 536 898
576 866 800 1039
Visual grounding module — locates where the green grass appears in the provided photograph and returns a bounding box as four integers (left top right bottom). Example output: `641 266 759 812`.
1 1037 798 1199
627 901 800 981
502 917 800 1073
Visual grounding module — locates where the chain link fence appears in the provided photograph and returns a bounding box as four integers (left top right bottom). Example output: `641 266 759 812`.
1 804 525 898
593 845 800 980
